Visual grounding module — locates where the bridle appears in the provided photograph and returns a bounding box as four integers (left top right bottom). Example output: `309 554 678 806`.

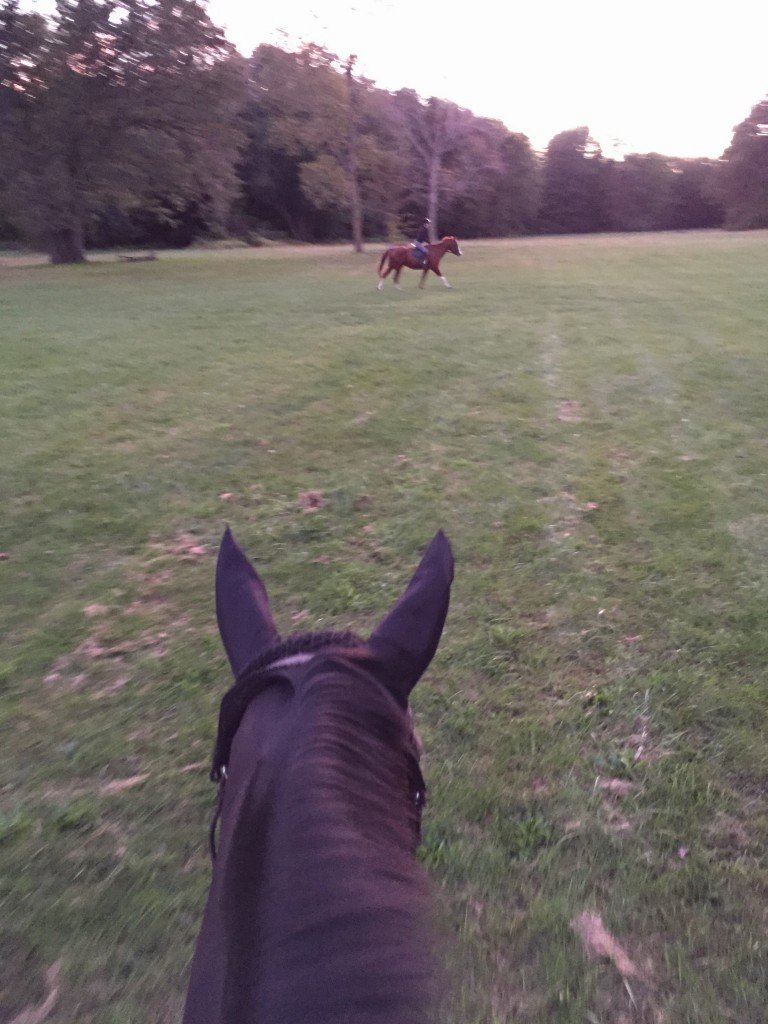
207 635 427 861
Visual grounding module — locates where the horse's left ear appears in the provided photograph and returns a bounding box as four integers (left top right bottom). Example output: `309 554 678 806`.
369 531 454 706
216 527 281 678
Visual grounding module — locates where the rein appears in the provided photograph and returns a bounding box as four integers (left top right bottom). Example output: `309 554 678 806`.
208 662 280 861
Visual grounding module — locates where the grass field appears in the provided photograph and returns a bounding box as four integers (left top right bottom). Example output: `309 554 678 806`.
2 231 768 1024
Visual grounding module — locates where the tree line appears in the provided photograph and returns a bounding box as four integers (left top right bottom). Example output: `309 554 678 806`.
1 0 766 262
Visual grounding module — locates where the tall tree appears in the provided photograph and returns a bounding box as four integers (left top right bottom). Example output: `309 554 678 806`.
443 121 539 237
0 0 244 262
607 153 674 231
241 43 403 247
538 127 609 234
492 130 541 235
603 152 724 232
344 54 364 252
237 46 313 239
720 97 768 230
666 158 723 230
395 92 477 237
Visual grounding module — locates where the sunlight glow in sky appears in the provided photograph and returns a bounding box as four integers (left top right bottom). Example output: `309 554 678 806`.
206 0 768 158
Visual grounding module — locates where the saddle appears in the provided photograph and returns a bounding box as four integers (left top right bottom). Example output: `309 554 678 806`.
411 243 429 268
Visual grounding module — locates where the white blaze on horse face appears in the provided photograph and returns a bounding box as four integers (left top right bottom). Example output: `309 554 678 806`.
268 652 316 670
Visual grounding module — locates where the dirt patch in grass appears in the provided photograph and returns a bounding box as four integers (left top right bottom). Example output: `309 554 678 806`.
141 569 174 586
43 622 173 692
5 960 62 1024
572 911 664 1023
167 533 208 559
124 593 169 616
90 675 132 699
101 774 149 795
558 399 583 423
572 910 640 978
596 778 637 798
0 926 61 1024
50 551 196 689
83 603 108 619
298 489 325 512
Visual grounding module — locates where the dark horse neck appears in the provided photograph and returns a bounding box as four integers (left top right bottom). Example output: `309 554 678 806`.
183 656 434 1024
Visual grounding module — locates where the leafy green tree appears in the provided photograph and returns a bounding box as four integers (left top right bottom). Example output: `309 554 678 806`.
538 127 609 234
493 130 541 234
239 45 346 241
352 83 408 240
0 0 244 262
604 153 723 232
720 97 768 229
239 44 402 248
444 121 539 237
607 153 674 231
664 158 723 230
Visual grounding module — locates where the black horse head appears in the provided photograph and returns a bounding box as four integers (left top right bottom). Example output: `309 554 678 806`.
184 528 454 1024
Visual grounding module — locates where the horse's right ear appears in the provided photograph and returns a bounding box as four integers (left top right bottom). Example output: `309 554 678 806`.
216 527 281 678
369 531 454 706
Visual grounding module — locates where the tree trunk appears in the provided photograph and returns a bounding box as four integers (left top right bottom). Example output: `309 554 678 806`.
48 223 86 264
349 170 364 253
346 56 364 253
427 154 440 240
274 202 303 240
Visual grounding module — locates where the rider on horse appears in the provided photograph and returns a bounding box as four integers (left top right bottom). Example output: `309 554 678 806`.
413 218 431 268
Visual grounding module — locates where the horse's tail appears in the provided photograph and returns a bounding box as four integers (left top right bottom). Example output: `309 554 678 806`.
378 248 389 274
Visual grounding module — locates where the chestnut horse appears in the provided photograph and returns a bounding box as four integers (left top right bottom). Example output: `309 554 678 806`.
377 236 462 290
183 528 454 1024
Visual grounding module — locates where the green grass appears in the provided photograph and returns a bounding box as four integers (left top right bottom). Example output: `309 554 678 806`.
2 232 768 1023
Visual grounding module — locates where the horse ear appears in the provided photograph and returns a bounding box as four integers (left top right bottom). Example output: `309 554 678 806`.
369 531 454 706
216 527 281 678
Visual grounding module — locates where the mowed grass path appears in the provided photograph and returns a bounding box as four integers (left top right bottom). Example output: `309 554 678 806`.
2 232 768 1023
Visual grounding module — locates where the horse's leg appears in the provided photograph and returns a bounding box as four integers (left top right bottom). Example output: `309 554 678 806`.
418 268 428 289
377 262 392 291
432 266 451 288
393 266 403 289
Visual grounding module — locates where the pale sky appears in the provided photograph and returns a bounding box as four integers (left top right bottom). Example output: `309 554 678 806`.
206 0 768 158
